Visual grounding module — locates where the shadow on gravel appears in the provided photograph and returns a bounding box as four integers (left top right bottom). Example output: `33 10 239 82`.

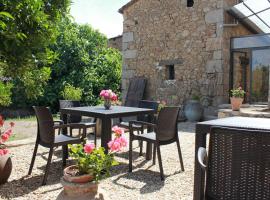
0 174 60 199
113 169 165 194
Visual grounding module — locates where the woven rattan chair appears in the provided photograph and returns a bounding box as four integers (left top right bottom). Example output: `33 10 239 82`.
59 100 97 144
197 126 270 200
119 100 159 155
129 107 185 180
28 106 88 185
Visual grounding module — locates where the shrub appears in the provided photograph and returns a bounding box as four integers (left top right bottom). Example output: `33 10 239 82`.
0 82 13 107
61 84 82 101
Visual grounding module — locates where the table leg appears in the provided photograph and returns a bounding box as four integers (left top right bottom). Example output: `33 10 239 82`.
101 117 112 153
193 131 207 200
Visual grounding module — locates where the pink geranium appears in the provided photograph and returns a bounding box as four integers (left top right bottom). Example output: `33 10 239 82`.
1 133 9 142
84 143 95 154
108 126 127 152
99 89 118 101
0 115 14 156
112 126 124 136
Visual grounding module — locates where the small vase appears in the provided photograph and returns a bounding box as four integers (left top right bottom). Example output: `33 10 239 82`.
104 99 111 110
230 97 243 111
0 154 12 185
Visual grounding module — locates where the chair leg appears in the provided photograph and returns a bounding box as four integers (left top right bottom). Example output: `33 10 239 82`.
153 144 156 165
62 145 67 167
156 144 164 181
28 142 39 175
42 147 53 185
176 139 185 171
129 137 133 172
94 126 97 146
139 128 143 156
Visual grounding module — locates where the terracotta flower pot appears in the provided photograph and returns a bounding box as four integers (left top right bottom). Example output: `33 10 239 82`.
63 165 94 183
0 154 12 185
62 165 98 197
230 97 243 111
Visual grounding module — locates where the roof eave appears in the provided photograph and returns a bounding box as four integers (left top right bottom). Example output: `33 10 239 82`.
118 0 140 14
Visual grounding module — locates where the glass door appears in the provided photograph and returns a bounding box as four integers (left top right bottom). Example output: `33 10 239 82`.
251 49 270 104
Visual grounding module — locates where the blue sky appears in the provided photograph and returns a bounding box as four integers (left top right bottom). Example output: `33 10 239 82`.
70 0 130 38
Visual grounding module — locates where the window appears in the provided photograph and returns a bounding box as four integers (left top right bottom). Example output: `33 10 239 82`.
187 0 194 7
166 65 175 80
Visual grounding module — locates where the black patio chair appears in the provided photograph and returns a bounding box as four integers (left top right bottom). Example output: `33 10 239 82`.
128 107 185 180
59 100 97 145
124 77 147 107
28 106 88 185
119 100 159 155
197 127 270 200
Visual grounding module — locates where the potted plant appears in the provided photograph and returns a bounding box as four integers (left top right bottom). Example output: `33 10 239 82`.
184 95 204 122
0 115 14 184
99 89 118 110
59 84 83 122
230 86 245 111
61 126 127 196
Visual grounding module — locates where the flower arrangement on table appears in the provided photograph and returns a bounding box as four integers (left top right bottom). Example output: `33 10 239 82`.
66 126 127 183
99 89 118 110
230 86 245 111
0 115 14 156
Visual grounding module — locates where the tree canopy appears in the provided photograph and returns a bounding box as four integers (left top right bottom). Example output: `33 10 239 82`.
0 0 71 100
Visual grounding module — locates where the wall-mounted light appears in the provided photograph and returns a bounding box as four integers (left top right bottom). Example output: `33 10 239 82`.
187 0 194 7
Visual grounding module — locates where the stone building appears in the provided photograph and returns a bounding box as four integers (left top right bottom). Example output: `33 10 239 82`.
108 35 123 51
119 0 270 113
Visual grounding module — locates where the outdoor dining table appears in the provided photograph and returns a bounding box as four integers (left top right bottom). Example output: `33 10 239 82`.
193 116 270 200
60 105 155 159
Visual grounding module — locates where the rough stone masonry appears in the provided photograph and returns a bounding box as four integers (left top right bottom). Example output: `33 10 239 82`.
119 0 251 112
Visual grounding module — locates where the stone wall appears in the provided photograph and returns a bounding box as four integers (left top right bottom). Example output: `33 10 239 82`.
120 0 251 109
108 35 123 51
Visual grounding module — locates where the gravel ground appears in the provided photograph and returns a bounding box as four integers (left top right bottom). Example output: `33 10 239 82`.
0 122 195 200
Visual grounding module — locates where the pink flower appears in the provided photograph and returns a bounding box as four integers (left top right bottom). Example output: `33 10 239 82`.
0 115 4 127
111 93 118 101
100 90 105 96
84 143 95 154
112 126 124 136
10 122 15 127
118 136 128 148
108 140 121 152
1 134 9 142
4 129 12 136
0 149 8 156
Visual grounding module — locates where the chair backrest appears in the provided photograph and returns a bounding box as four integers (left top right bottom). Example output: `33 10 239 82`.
205 127 270 200
124 77 147 107
59 100 81 123
156 107 180 142
137 100 159 122
33 106 55 145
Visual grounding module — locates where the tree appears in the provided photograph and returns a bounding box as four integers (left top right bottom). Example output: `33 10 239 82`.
37 19 122 111
0 0 71 100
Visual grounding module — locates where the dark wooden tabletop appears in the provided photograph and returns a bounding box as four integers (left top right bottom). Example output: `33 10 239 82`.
60 105 155 118
196 116 270 133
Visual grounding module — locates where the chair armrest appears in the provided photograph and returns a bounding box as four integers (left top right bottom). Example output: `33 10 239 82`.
197 147 207 169
53 120 64 125
128 120 156 128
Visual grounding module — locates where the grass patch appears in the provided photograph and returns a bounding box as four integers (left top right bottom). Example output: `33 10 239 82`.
6 114 59 122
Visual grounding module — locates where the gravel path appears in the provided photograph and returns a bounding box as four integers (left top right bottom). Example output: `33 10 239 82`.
0 122 195 200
